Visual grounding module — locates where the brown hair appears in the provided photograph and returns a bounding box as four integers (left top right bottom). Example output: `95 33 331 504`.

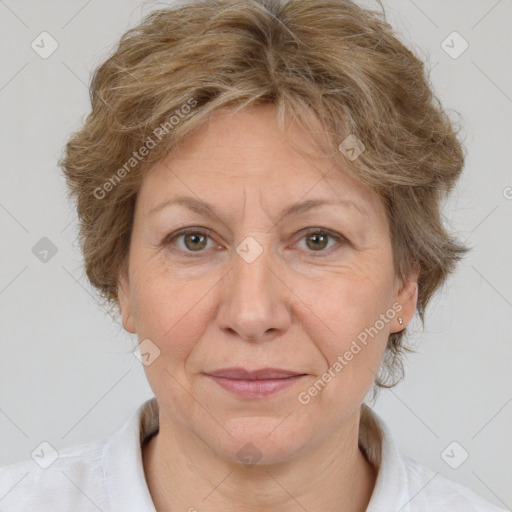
59 0 468 389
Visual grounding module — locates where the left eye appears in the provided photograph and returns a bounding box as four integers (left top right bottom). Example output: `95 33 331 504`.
295 229 343 254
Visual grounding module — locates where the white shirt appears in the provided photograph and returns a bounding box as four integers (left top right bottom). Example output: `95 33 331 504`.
0 397 506 511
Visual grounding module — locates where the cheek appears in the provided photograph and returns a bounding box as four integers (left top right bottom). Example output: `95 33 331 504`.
129 263 215 366
302 259 396 393
131 270 215 415
289 268 394 434
313 260 396 340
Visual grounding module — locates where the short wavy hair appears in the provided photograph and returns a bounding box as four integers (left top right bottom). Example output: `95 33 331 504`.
59 0 468 390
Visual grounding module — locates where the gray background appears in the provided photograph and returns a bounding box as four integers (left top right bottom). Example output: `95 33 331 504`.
0 0 511 508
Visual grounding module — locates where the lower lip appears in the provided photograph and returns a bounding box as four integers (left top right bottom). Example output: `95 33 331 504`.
207 375 307 398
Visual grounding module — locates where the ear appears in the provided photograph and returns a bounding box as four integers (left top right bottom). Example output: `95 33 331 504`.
390 265 419 333
117 271 136 334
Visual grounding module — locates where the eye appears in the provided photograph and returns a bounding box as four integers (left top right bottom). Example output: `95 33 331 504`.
163 228 217 255
295 228 346 256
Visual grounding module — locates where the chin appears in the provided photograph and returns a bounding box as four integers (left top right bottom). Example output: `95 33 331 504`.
207 416 312 467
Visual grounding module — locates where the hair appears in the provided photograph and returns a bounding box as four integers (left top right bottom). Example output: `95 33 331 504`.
59 0 468 391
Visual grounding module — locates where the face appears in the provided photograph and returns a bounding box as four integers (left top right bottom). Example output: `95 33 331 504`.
119 104 417 465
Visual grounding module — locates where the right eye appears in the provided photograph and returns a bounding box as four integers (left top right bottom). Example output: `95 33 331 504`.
162 227 219 256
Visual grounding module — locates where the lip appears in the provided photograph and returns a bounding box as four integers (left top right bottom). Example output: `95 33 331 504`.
205 367 308 398
207 367 305 380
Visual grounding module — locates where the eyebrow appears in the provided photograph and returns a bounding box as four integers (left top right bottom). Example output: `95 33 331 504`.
149 195 365 219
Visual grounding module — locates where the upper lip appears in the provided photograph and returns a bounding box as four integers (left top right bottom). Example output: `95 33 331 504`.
206 368 306 380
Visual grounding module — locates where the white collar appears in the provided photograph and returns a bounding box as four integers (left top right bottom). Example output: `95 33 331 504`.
360 402 411 511
102 398 159 511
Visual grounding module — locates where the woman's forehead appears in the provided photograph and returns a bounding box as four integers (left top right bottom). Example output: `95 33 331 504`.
138 105 380 216
165 104 331 162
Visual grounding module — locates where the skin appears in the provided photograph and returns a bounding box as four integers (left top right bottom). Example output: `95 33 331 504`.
118 104 418 512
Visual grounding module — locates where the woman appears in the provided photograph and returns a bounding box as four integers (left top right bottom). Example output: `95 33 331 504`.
0 0 506 510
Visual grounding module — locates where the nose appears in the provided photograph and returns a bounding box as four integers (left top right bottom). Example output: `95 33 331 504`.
216 240 292 342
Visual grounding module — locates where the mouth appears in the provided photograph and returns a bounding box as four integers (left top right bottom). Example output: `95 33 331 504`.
204 367 308 398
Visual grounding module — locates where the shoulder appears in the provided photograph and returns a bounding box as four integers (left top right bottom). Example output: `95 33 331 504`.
361 405 507 512
0 398 158 511
0 437 109 511
401 455 507 512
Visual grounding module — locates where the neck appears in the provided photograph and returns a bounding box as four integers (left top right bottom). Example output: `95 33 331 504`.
142 407 377 512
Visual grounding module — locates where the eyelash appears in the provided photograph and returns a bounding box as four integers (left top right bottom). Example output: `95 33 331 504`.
162 227 347 258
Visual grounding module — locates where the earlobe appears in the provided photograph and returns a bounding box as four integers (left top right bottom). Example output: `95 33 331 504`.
117 275 136 334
